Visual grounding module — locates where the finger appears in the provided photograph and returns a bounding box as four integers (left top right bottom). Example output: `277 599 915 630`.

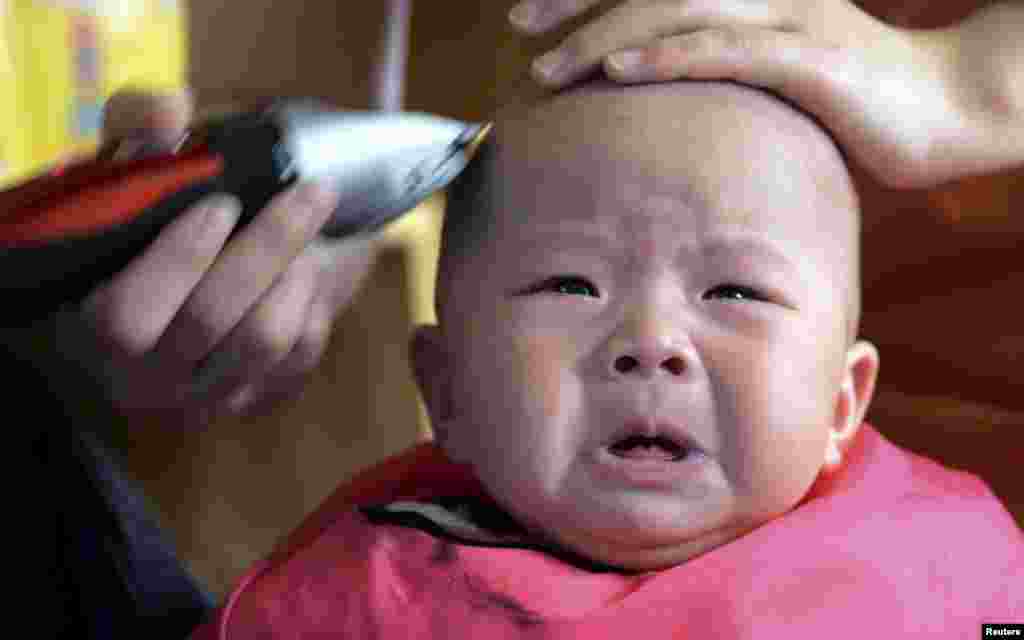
79 194 241 358
159 182 337 366
224 299 333 415
224 377 306 417
188 247 323 402
532 1 789 87
602 28 838 101
101 88 194 149
508 0 603 34
215 238 368 413
309 233 379 315
266 296 334 384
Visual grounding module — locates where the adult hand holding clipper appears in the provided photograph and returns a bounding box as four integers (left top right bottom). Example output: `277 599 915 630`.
4 88 488 418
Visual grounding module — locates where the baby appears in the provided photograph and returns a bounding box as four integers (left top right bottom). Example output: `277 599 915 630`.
191 79 1021 638
423 77 871 572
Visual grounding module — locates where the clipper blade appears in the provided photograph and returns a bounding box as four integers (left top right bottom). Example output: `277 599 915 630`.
460 122 493 160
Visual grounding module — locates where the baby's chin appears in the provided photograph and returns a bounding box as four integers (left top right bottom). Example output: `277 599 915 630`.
542 518 766 573
495 493 769 572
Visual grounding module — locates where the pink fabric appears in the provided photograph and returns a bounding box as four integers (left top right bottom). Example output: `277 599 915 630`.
192 423 1022 639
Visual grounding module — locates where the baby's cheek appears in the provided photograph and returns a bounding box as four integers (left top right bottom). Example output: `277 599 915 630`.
512 333 573 421
704 339 826 507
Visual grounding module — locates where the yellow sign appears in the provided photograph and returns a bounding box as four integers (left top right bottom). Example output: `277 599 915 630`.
1 0 186 186
0 0 22 184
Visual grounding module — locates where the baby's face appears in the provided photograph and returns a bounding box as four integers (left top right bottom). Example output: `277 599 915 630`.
416 80 879 571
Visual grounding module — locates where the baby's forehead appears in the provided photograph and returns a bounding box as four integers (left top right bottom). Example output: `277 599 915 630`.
485 80 856 246
494 79 827 154
489 195 824 280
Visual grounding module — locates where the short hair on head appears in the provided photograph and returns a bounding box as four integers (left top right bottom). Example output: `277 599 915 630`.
436 80 863 346
434 134 497 324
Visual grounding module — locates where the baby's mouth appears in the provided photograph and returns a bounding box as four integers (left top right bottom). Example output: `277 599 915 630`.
608 435 689 462
593 419 710 487
603 418 704 463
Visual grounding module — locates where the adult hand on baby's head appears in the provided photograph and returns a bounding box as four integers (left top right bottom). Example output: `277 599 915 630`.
509 0 1020 189
49 88 379 423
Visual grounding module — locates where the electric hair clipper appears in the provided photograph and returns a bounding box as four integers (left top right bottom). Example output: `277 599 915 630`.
0 99 491 328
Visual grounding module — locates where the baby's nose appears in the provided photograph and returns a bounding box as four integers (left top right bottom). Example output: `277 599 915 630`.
605 292 695 380
610 340 688 378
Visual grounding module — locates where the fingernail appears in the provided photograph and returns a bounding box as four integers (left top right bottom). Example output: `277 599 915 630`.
607 49 645 74
203 196 241 243
508 3 536 30
533 49 566 82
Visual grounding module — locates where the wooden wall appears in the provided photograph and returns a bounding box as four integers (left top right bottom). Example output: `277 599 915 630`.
830 0 1024 528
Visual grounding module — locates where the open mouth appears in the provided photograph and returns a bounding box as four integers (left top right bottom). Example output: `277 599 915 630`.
608 434 689 462
593 420 710 486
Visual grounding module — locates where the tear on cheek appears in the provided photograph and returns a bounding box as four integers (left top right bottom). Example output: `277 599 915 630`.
515 334 569 420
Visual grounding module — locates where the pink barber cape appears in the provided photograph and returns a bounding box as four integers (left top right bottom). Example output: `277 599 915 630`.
192 423 1022 639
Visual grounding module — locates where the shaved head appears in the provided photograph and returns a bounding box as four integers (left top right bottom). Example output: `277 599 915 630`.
439 79 861 346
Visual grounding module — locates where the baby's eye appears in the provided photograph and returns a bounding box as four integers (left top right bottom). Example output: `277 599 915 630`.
532 275 600 298
704 283 766 302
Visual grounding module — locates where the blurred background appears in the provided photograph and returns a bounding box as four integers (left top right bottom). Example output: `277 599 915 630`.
0 0 185 184
2 0 1021 601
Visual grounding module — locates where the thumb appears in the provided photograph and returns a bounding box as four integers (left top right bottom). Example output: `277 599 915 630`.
101 87 195 151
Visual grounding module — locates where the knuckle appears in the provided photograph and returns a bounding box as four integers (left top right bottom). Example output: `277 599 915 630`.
290 339 324 375
687 29 724 56
293 322 330 372
749 31 780 61
776 18 803 35
307 309 333 352
646 40 676 66
715 27 748 54
177 299 223 350
558 24 600 60
170 206 230 267
248 307 307 366
558 31 588 61
82 291 151 356
101 90 149 138
179 232 222 269
264 204 315 253
250 320 298 367
254 187 330 257
665 0 691 26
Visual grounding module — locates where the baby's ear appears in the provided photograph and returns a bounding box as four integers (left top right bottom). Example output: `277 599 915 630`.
408 324 457 438
825 340 881 470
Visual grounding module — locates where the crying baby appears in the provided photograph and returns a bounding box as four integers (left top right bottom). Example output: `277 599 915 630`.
413 76 875 572
191 79 1021 639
